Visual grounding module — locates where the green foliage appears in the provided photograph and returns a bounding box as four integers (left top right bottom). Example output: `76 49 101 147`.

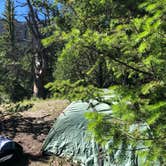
42 1 117 87
85 112 113 144
0 39 32 102
0 85 10 103
3 0 15 46
2 102 33 113
43 0 166 164
45 80 102 101
0 0 33 103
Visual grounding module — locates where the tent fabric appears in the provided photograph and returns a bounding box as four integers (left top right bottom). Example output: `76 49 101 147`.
42 101 154 166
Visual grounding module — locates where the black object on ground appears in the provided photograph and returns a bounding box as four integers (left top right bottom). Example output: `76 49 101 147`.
0 136 23 166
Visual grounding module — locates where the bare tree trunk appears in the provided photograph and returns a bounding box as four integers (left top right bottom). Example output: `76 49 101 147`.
26 0 49 98
33 52 46 98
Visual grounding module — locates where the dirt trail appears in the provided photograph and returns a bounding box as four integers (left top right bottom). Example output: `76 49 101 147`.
0 100 69 166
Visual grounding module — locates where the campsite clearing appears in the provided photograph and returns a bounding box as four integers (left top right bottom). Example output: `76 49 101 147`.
0 99 73 166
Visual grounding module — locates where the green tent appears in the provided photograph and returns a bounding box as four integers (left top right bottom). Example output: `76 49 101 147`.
42 101 157 166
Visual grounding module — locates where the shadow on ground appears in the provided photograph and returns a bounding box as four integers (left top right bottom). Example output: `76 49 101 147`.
0 114 53 165
0 115 53 139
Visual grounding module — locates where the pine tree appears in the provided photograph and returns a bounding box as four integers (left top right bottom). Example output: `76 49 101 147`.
3 0 15 48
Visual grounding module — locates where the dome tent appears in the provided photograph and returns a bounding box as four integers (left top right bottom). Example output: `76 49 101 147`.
42 101 155 166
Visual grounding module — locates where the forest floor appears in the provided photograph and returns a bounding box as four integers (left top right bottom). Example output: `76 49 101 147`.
0 99 75 166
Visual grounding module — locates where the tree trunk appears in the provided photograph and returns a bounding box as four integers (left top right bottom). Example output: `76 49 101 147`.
33 50 47 98
33 72 45 98
26 0 49 98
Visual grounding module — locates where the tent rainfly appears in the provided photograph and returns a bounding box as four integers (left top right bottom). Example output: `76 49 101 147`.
42 101 158 166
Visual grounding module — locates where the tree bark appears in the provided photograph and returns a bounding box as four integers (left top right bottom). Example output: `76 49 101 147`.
33 52 46 98
26 0 48 98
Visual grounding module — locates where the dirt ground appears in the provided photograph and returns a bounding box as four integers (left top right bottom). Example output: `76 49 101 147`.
0 100 73 166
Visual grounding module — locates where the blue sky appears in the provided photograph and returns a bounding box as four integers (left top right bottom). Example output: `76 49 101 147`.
0 0 58 22
0 0 29 22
